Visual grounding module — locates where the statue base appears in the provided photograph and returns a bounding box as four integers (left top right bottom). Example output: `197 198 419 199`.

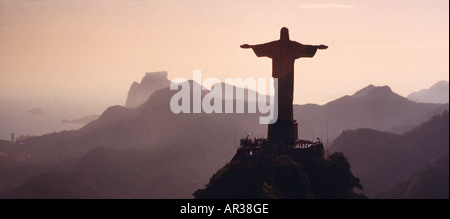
268 119 298 145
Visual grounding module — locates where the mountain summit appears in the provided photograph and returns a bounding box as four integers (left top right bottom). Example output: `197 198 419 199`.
407 80 449 104
125 71 171 108
295 84 448 141
352 84 395 98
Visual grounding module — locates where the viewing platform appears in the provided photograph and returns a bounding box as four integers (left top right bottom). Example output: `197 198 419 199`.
230 136 324 164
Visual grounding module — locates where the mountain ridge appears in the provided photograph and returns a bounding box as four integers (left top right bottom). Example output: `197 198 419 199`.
125 71 171 108
296 84 448 142
407 80 449 104
1 82 448 198
330 111 449 198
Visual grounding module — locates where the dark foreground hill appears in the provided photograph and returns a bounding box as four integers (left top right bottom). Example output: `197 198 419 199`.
194 152 365 199
331 111 449 198
374 154 449 199
6 146 219 199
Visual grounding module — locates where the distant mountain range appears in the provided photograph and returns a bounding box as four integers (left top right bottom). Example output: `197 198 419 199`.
295 84 449 142
407 80 449 104
0 78 448 198
125 71 171 108
1 81 262 198
331 111 449 198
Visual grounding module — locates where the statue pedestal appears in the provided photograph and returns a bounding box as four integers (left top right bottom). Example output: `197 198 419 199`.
268 119 298 145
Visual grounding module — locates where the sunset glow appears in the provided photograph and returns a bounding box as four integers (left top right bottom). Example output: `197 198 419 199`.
1 0 448 107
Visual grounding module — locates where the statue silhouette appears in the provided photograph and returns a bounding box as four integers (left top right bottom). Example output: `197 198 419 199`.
241 27 327 145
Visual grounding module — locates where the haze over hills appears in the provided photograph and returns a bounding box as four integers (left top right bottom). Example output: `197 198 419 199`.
61 115 100 125
393 154 448 199
125 71 171 108
407 80 449 104
1 74 446 145
0 100 86 141
0 90 119 141
373 153 449 199
0 71 168 141
331 111 449 198
0 78 448 198
0 140 11 169
0 81 265 198
295 84 449 142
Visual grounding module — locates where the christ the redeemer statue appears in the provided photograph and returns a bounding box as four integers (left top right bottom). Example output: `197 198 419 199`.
241 27 327 145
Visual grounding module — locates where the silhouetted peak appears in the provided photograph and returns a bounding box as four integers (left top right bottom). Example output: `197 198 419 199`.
130 81 140 88
351 84 374 97
136 79 210 112
407 80 449 104
141 71 168 85
431 80 449 88
352 85 394 98
428 80 449 94
125 71 171 108
325 84 408 110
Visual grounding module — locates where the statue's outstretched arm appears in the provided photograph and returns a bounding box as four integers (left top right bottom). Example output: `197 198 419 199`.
316 44 328 50
240 44 253 49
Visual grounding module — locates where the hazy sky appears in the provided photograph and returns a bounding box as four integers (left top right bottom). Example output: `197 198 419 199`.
0 0 448 111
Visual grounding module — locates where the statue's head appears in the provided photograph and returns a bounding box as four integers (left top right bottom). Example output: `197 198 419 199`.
280 27 290 41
